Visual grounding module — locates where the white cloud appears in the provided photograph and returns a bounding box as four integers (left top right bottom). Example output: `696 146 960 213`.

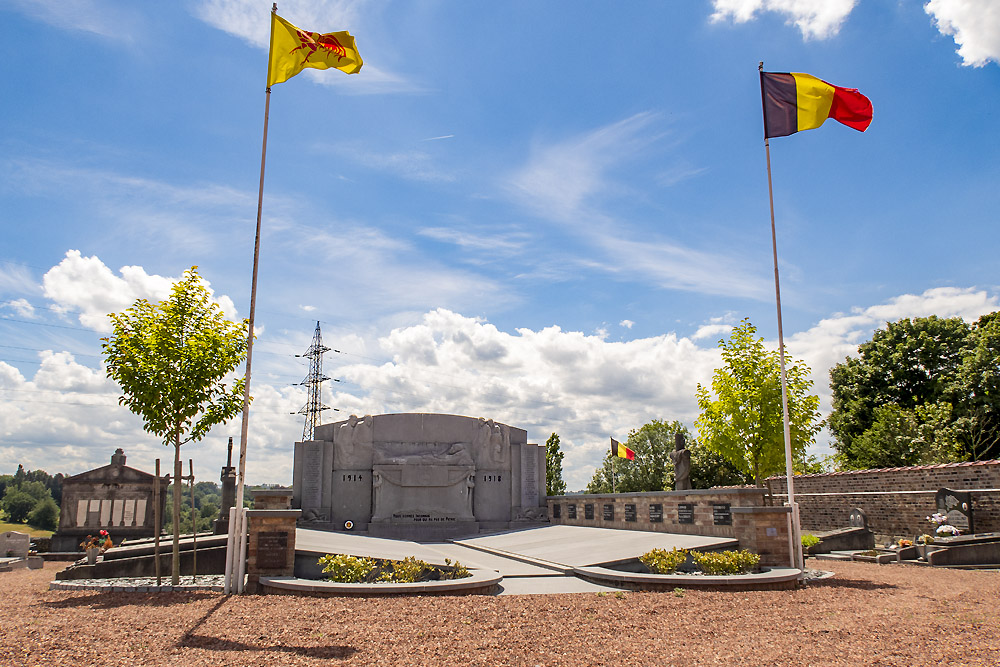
620 319 635 329
5 0 145 40
2 298 36 318
692 323 733 341
0 263 38 297
300 305 317 312
710 0 858 40
925 0 1000 67
41 250 238 331
505 115 771 301
334 145 457 182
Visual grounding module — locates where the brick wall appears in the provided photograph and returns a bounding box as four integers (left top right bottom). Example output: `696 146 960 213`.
767 460 1000 537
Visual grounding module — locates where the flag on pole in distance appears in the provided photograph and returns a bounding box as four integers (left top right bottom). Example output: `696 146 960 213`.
761 72 872 138
611 438 635 461
268 14 362 86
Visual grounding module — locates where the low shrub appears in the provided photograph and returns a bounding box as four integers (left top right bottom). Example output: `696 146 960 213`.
318 554 377 582
801 533 821 549
639 547 689 574
691 549 760 575
319 554 471 583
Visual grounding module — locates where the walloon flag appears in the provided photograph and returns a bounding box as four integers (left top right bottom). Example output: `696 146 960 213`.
760 72 872 138
268 14 363 86
611 438 635 461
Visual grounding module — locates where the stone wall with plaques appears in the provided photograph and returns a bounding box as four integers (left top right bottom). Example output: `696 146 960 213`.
51 449 167 552
546 488 795 567
293 413 546 539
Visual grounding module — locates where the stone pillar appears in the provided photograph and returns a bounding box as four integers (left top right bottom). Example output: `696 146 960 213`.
251 488 294 510
245 509 301 594
215 437 237 535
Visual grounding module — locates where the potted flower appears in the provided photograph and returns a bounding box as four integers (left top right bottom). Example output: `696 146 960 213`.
79 530 113 565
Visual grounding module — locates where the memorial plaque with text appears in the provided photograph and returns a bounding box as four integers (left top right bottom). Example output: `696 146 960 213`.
567 504 577 519
256 531 288 569
624 503 637 522
677 503 694 524
553 503 561 519
603 504 614 521
649 503 663 523
584 503 594 520
301 445 324 509
713 503 732 525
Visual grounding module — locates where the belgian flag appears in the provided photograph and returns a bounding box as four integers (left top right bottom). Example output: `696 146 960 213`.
611 438 635 461
760 72 872 138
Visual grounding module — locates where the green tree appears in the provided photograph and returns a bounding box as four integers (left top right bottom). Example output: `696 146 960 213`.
102 267 249 584
545 433 566 496
696 319 822 487
28 497 60 531
587 420 691 493
2 489 37 523
829 314 1000 467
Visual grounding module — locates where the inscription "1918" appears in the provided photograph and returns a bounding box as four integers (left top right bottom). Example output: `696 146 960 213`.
342 474 363 482
483 474 503 482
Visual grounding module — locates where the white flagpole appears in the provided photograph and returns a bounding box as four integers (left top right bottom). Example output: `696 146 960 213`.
759 61 803 572
225 3 278 595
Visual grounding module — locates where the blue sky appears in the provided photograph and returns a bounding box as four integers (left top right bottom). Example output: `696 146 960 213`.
1 0 998 491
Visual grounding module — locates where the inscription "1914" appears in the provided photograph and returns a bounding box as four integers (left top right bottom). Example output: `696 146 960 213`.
342 474 363 482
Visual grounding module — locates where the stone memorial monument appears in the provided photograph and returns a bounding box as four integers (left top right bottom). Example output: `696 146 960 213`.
51 449 168 552
292 413 547 539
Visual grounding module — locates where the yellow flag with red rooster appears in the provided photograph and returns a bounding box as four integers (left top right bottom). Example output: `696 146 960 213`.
267 14 363 86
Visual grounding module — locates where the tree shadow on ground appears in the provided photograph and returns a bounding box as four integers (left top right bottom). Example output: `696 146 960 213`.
176 596 358 660
42 591 218 610
808 578 898 591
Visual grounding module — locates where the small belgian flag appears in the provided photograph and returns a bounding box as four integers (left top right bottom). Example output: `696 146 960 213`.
611 438 635 461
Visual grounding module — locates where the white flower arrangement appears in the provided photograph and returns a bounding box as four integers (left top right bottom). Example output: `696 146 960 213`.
936 524 960 536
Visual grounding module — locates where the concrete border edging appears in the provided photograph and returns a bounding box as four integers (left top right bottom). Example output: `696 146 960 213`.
258 568 502 596
573 565 803 591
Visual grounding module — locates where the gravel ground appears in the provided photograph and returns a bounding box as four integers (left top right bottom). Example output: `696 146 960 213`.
2 561 999 666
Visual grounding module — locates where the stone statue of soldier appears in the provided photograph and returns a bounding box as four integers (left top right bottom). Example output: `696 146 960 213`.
670 432 692 491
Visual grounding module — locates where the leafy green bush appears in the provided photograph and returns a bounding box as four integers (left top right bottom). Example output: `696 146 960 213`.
318 554 377 582
691 549 760 575
639 547 689 574
318 554 471 583
801 533 821 549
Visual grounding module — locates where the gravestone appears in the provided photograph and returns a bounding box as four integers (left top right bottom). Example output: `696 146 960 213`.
848 507 868 530
935 488 974 534
1 531 30 558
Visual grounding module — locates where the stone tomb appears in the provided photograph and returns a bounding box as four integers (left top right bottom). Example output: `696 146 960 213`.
292 413 547 539
50 449 167 552
1 531 30 558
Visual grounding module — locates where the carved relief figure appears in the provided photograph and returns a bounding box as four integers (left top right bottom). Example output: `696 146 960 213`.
475 417 509 468
336 414 374 469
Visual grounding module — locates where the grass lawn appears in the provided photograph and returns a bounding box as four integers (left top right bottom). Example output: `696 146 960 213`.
0 520 53 538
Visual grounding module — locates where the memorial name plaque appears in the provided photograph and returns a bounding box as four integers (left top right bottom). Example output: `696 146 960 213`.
256 531 288 569
584 503 594 520
553 503 562 519
677 503 694 524
624 503 637 522
520 445 539 508
122 499 136 527
713 503 732 526
567 504 577 519
603 504 614 521
649 503 663 523
301 445 323 509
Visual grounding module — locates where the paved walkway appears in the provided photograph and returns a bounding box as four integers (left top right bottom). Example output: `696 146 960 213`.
296 525 737 595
